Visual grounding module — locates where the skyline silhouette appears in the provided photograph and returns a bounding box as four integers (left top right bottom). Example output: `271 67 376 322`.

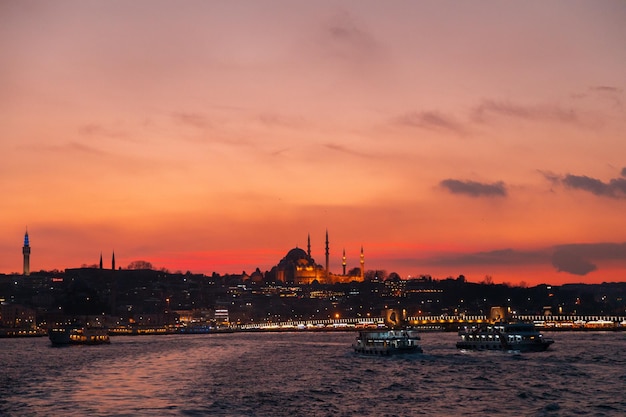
4 228 626 287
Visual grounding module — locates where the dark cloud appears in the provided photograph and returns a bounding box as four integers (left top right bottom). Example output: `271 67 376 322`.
551 243 626 276
394 111 466 135
412 242 626 277
429 248 548 267
590 85 623 106
556 171 626 198
591 86 622 93
538 170 560 185
562 175 607 196
551 250 596 275
440 179 507 197
471 100 578 125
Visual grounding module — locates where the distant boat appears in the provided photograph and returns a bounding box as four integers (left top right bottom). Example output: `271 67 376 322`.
456 321 553 352
353 328 423 355
176 324 235 334
48 326 110 346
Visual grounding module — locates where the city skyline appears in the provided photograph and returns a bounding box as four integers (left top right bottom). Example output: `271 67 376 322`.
2 1 626 285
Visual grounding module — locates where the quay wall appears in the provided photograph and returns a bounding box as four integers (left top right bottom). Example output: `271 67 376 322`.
236 314 626 331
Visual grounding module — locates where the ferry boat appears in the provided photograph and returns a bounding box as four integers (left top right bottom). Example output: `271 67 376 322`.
353 328 423 355
456 321 554 352
48 326 110 346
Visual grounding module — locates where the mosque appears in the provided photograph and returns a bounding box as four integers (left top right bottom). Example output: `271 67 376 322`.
273 232 364 285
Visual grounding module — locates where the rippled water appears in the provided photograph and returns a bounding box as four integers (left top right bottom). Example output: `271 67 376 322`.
1 331 625 416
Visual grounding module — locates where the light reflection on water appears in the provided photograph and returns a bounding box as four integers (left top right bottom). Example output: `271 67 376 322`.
1 331 625 416
70 339 255 416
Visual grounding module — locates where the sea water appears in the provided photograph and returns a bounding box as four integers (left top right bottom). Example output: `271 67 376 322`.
1 331 624 416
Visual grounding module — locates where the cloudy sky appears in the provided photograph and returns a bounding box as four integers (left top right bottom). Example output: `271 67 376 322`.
2 1 625 285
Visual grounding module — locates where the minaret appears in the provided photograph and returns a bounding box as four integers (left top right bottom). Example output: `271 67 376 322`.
342 248 346 275
360 245 364 280
112 251 116 270
325 230 329 281
22 229 31 276
307 233 311 258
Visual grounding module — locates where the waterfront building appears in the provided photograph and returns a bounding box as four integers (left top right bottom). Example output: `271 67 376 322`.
215 309 229 325
0 303 37 330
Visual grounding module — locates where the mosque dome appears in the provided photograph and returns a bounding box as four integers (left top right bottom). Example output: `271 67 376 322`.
276 246 323 284
278 247 315 269
284 247 309 263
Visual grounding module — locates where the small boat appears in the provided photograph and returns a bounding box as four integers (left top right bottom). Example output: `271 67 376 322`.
48 326 110 346
456 321 553 352
353 328 423 355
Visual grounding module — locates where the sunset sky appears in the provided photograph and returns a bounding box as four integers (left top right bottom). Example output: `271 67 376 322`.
2 1 625 285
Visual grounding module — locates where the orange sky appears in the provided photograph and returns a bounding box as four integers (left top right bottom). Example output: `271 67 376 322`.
2 1 626 285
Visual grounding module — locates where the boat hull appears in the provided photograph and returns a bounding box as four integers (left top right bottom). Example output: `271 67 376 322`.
353 329 423 356
456 321 553 353
48 327 110 346
353 344 423 355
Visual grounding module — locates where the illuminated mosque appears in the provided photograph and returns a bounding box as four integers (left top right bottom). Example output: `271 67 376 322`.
274 232 364 285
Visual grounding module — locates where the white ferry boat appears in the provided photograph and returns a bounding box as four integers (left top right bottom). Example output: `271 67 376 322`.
457 321 553 352
48 326 110 346
353 328 423 355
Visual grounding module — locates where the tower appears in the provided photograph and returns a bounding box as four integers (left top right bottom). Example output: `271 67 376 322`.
307 233 311 258
360 245 364 280
325 230 329 281
342 248 346 275
112 251 116 270
99 252 103 269
22 229 30 276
